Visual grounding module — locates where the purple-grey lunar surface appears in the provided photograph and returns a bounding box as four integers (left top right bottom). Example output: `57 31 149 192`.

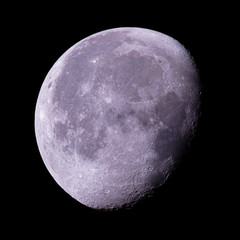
35 27 201 210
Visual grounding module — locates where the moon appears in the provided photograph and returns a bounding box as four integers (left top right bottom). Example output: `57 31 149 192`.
35 27 201 210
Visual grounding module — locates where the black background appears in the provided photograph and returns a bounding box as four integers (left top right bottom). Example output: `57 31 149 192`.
7 2 234 237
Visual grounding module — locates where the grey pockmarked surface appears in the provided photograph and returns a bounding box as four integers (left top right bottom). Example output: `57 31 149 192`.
35 27 201 210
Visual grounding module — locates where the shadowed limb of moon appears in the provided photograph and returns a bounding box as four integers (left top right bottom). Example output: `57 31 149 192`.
35 27 201 210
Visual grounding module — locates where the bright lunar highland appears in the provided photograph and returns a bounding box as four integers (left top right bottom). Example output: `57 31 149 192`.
35 27 201 210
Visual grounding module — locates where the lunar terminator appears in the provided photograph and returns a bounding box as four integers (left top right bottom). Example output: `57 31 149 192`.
35 27 201 210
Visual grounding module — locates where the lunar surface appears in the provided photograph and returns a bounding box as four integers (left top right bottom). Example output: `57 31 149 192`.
35 27 201 210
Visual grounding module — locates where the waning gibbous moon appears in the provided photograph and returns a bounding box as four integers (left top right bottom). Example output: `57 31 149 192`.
35 27 201 210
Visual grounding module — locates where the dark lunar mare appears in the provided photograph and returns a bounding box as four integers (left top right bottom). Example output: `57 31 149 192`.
149 92 188 187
